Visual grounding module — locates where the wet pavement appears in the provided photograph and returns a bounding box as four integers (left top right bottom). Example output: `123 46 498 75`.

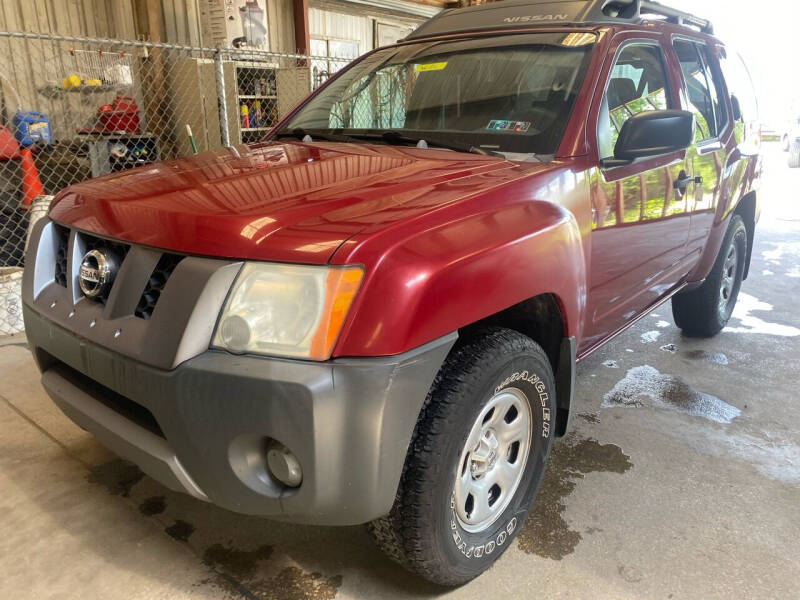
0 145 798 599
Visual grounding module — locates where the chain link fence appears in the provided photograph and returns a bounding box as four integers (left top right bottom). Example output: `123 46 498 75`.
0 31 351 336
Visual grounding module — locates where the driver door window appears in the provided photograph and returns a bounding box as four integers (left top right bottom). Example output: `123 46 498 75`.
595 43 686 228
598 44 669 161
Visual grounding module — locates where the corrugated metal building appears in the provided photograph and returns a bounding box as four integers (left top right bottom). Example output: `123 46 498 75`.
0 0 442 51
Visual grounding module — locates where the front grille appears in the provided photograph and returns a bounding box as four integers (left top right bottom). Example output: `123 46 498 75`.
40 351 165 439
81 233 131 305
54 224 69 287
48 224 181 319
135 253 184 320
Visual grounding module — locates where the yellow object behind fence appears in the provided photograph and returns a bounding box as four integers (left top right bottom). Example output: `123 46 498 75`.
63 74 82 88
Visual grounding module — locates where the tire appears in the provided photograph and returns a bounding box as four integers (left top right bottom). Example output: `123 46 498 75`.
782 135 790 152
368 328 556 586
789 142 800 169
672 215 747 337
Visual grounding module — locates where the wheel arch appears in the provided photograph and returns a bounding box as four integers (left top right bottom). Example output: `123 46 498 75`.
733 190 757 280
457 293 575 438
333 199 587 358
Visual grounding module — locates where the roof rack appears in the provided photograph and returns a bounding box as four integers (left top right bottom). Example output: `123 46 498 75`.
640 1 713 34
405 0 713 41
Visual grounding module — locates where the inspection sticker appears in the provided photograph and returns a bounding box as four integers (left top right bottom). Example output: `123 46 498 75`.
414 61 448 72
487 120 531 132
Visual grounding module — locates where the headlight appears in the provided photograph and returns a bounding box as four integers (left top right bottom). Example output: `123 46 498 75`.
212 262 363 360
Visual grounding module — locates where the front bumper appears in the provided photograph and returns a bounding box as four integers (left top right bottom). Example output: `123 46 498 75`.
24 305 455 525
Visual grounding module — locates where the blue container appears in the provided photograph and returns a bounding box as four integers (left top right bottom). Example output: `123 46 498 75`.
12 110 52 146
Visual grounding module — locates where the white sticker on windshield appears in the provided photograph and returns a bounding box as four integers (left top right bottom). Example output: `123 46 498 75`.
487 120 530 132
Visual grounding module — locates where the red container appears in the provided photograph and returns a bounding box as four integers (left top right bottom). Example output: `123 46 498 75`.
99 96 140 134
0 126 20 159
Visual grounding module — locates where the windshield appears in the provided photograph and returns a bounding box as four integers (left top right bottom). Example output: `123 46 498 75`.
276 33 596 157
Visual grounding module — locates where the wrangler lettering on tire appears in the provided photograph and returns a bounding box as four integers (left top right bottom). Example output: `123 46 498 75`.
368 329 556 586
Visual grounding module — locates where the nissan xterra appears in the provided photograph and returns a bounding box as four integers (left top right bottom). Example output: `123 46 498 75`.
22 0 761 585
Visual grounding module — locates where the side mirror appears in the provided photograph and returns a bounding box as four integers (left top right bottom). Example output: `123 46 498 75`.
730 94 742 121
609 110 695 165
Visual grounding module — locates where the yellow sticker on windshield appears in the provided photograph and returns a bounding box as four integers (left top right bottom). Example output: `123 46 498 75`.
414 62 448 72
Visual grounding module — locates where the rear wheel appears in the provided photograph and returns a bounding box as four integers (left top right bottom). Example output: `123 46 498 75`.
368 328 556 586
672 215 747 337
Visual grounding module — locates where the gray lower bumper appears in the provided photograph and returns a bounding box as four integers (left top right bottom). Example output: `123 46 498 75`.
24 305 455 525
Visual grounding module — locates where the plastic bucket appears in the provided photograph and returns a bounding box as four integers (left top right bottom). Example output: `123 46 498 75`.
0 267 24 335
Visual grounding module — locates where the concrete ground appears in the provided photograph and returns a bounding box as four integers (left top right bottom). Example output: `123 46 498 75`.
1 145 798 600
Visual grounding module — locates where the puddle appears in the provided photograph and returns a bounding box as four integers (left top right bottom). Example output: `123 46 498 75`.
660 344 678 354
725 293 800 337
268 567 343 600
139 495 166 516
201 544 342 600
640 331 661 343
691 429 800 485
656 320 670 329
203 544 275 581
517 436 632 559
762 270 774 276
684 350 728 365
602 360 619 369
577 413 600 424
165 519 195 542
788 266 800 278
602 366 741 424
87 459 144 497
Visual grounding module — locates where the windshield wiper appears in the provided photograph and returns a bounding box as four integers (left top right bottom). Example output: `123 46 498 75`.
274 128 502 158
348 131 503 157
273 128 355 143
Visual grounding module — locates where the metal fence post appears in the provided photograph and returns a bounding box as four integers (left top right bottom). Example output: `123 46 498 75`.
214 47 231 147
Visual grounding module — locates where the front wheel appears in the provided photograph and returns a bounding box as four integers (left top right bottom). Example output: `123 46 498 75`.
672 215 748 337
368 329 556 586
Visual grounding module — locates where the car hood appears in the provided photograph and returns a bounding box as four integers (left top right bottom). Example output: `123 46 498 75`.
49 141 535 264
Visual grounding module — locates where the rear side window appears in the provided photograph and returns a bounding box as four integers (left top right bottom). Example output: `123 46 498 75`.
718 46 758 123
598 43 670 159
673 39 728 141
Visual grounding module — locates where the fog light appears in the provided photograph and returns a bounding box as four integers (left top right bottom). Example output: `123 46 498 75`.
266 441 302 488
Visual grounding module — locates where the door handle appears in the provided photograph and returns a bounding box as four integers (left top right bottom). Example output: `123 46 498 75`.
673 175 702 190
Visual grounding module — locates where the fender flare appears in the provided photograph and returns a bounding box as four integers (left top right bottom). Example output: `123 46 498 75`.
334 200 588 359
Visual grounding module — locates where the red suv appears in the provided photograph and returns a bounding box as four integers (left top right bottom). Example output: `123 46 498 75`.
22 0 760 585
